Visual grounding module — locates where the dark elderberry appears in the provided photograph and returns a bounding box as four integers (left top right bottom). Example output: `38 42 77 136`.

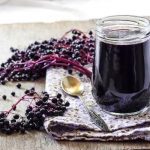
57 93 62 99
36 100 43 106
42 91 47 94
0 122 4 127
26 106 32 114
11 92 15 97
31 87 35 91
25 90 30 94
28 106 33 110
44 93 49 98
13 114 19 119
89 31 93 35
35 111 42 118
16 83 21 89
10 47 15 52
52 98 57 103
5 128 12 135
27 112 34 119
0 118 5 122
72 29 78 35
2 95 6 100
79 72 83 77
11 119 16 123
42 96 49 102
58 99 63 103
68 69 73 74
1 80 6 85
20 127 25 134
65 101 70 107
4 120 9 126
40 108 48 115
28 91 34 96
0 112 5 118
1 63 5 67
60 106 66 111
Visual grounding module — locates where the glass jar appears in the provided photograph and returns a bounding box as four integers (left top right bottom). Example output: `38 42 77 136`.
92 15 150 115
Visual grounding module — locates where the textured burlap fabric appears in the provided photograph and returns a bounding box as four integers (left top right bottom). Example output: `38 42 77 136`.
45 67 150 141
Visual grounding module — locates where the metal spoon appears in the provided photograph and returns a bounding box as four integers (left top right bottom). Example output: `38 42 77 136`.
61 75 109 131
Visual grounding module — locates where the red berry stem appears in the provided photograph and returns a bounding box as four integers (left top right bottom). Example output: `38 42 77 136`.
6 95 27 115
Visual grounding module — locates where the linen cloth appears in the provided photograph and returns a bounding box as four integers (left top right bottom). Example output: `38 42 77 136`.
45 67 150 141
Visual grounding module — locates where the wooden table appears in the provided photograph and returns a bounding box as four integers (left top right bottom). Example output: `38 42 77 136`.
0 21 150 150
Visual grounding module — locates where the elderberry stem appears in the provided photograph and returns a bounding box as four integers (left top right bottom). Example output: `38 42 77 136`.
6 95 27 115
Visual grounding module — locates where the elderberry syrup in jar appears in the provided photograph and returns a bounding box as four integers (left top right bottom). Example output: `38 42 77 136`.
92 15 150 115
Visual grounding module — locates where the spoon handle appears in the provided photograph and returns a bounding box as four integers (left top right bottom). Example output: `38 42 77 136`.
79 96 110 132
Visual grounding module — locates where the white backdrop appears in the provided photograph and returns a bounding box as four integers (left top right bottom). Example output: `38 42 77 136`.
0 0 150 23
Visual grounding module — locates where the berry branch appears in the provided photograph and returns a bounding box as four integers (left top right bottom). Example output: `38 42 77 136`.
0 29 94 83
0 29 94 135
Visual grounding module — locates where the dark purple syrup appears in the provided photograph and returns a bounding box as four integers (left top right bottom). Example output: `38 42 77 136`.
92 40 150 114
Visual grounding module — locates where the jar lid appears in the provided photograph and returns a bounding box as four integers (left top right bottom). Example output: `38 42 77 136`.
96 15 150 45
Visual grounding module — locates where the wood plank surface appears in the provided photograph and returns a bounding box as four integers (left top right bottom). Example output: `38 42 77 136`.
0 20 150 150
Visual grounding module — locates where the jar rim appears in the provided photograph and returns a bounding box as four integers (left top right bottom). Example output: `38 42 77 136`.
96 15 150 45
96 15 150 27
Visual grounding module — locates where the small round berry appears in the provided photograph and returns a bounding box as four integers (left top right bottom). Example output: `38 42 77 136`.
61 106 67 111
27 112 34 119
40 108 48 115
47 111 53 116
1 80 6 85
0 112 5 118
57 93 62 99
44 93 49 98
72 29 77 34
11 119 16 123
26 109 31 114
42 96 49 102
79 72 83 77
65 101 70 107
42 91 47 95
57 111 64 116
13 114 19 119
58 99 63 103
20 127 26 134
2 95 6 100
28 106 33 110
31 87 35 91
1 63 5 67
36 100 43 106
11 92 15 97
29 91 34 96
4 120 9 126
72 35 77 41
68 69 72 74
52 98 57 103
89 31 93 35
25 90 30 94
16 83 21 89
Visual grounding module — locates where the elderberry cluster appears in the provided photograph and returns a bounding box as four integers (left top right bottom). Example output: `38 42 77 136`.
0 90 69 135
0 29 94 83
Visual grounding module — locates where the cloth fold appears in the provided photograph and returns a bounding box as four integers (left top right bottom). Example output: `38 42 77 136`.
44 67 150 141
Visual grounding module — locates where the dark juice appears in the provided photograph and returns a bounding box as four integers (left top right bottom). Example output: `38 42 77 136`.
92 40 150 114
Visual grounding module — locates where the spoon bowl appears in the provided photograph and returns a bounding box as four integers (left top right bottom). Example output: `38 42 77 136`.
61 76 84 97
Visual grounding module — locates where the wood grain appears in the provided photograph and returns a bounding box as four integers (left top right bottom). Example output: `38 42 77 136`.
0 20 150 150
